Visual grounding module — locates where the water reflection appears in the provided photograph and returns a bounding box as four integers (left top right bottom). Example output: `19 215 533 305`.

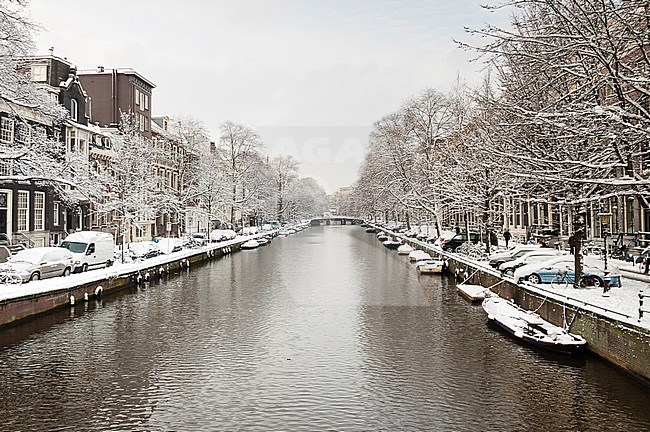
0 226 648 431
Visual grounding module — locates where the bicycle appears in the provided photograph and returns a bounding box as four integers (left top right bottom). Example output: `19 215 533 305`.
0 271 23 285
549 269 604 289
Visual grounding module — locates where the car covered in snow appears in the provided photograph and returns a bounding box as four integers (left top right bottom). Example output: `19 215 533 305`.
126 241 161 260
498 248 564 276
514 255 621 288
209 229 237 242
488 244 542 268
156 238 184 254
241 226 259 236
0 247 75 282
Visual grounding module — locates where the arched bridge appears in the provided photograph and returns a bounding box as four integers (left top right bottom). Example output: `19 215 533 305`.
310 216 363 226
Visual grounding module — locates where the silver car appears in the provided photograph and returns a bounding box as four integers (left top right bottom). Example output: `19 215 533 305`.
0 247 75 282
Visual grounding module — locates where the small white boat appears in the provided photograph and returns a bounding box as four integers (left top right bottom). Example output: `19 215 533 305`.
482 297 586 354
257 238 270 246
416 259 444 274
409 250 431 262
457 283 489 302
397 244 414 255
240 240 260 249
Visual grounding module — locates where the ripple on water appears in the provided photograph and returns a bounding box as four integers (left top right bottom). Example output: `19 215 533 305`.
0 227 649 431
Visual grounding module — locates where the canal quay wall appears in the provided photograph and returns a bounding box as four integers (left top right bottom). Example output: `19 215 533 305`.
375 227 650 387
0 234 271 328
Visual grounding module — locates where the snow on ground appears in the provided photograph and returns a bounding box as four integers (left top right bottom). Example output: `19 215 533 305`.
0 235 261 303
397 233 650 331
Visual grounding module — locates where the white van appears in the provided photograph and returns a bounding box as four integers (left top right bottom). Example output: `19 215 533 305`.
60 231 115 273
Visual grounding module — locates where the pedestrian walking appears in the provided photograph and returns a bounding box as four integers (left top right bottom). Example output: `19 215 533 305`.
568 233 575 255
503 229 511 249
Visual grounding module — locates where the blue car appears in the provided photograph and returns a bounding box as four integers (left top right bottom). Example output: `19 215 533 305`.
516 259 621 288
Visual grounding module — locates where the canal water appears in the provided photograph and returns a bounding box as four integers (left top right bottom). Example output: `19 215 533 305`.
0 226 649 431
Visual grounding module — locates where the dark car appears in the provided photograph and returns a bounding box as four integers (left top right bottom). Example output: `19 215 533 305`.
440 232 481 252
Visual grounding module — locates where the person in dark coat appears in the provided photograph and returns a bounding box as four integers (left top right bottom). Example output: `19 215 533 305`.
568 233 575 255
503 229 512 249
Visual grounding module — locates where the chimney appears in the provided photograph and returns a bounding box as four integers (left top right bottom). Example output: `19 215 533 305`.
97 66 104 73
49 47 54 56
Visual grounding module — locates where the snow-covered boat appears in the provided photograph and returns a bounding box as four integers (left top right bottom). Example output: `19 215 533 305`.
240 240 260 249
257 238 270 246
409 250 431 262
377 234 389 242
365 227 377 233
382 239 401 250
481 297 586 354
397 244 414 255
416 259 444 274
457 283 489 302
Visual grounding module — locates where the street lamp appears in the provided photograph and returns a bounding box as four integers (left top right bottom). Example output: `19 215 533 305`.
598 210 613 296
598 211 612 270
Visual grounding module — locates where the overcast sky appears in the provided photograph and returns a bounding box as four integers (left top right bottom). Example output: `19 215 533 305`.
29 0 507 194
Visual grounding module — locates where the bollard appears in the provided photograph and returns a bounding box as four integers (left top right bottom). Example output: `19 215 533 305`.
640 290 645 322
602 271 611 297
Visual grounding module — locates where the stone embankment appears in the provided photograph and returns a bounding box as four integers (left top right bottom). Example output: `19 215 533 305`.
374 225 650 387
0 234 268 328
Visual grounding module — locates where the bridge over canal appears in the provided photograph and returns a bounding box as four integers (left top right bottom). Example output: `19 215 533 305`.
310 216 363 226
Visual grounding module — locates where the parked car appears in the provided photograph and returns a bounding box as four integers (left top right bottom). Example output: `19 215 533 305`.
433 230 458 248
156 238 184 254
209 229 237 242
126 241 162 260
437 231 481 252
488 244 542 268
241 226 259 236
514 255 621 288
498 249 564 276
60 231 115 273
191 232 209 246
0 247 75 282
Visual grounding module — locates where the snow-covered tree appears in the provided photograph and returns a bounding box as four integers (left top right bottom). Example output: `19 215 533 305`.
95 113 166 247
269 154 299 222
218 121 264 225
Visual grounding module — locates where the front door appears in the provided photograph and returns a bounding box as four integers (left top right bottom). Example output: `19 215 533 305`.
0 191 9 237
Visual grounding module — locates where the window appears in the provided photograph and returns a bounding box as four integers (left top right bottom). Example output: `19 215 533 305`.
53 201 60 226
0 118 14 143
17 191 28 231
67 129 76 152
34 192 44 231
0 162 13 176
15 123 31 145
31 65 47 82
144 94 149 110
70 99 78 122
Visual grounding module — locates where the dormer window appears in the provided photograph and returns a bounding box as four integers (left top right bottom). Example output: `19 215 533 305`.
70 98 78 121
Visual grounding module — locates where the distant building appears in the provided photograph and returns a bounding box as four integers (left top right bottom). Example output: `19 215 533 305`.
78 67 155 138
334 186 354 215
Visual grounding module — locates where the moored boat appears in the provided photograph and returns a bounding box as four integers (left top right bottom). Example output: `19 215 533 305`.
408 250 431 262
383 239 401 250
416 259 444 274
481 297 586 354
240 239 260 249
365 227 377 233
457 283 489 302
377 234 389 242
397 244 414 255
